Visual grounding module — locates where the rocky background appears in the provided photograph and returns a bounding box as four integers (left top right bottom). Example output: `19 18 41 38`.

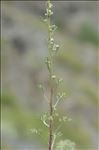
1 1 99 150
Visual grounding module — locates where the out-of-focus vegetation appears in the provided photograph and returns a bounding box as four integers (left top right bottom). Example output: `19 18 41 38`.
1 1 99 150
78 22 99 45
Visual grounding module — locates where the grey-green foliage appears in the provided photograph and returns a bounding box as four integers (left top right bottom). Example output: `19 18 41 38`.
55 140 76 150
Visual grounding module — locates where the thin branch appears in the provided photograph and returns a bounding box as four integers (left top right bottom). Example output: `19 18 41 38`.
53 97 61 109
51 134 57 150
43 120 49 128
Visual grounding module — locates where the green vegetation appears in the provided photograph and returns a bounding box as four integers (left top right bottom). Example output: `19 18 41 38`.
78 22 99 45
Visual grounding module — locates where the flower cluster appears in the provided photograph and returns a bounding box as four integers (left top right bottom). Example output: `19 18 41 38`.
45 1 53 17
49 25 57 33
50 39 60 56
44 0 59 58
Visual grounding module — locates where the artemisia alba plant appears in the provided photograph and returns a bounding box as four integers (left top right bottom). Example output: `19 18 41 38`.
35 0 76 150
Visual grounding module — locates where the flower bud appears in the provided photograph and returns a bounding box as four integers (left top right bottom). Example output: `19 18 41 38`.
56 44 59 49
51 75 56 79
50 38 54 42
49 3 53 9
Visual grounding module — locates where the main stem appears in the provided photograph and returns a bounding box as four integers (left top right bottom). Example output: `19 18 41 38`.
48 7 53 150
49 82 53 150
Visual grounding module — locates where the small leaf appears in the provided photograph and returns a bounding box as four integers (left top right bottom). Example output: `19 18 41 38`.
57 92 66 99
56 131 63 137
45 57 51 72
68 118 72 122
51 75 56 79
30 128 38 134
55 139 76 150
62 116 67 122
38 84 43 89
43 19 47 22
49 116 53 121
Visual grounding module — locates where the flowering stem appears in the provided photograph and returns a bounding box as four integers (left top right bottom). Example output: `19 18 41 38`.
44 0 59 149
42 0 76 149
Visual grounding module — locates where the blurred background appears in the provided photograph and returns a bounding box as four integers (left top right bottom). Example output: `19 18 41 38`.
1 1 99 150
